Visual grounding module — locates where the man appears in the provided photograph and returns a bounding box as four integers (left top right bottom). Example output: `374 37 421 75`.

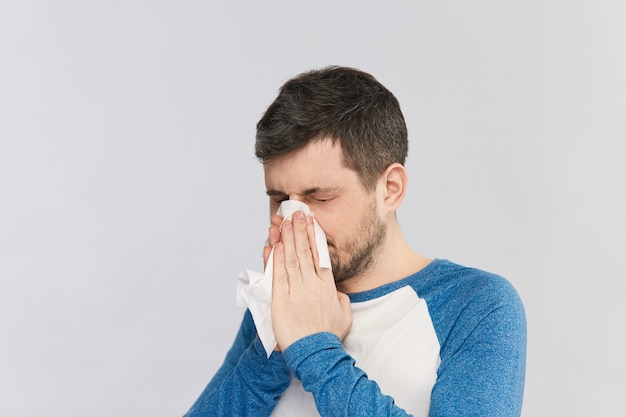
184 66 526 416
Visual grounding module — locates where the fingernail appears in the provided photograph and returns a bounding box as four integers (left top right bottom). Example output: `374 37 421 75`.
293 211 304 222
306 215 313 224
283 221 292 231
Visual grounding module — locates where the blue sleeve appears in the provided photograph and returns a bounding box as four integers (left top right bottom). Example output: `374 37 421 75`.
283 332 413 416
428 274 527 417
184 310 291 417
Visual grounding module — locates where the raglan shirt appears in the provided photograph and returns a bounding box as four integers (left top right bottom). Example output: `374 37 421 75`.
184 259 526 417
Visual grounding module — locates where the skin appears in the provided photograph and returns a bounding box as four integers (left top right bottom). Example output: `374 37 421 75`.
263 138 431 351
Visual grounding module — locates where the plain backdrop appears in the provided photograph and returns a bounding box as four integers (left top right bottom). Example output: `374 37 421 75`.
1 1 625 416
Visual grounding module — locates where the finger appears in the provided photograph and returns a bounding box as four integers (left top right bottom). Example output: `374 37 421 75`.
305 215 320 270
280 219 302 285
307 215 334 283
271 214 283 228
263 245 271 268
268 223 281 247
272 243 289 297
264 223 281 267
292 212 315 275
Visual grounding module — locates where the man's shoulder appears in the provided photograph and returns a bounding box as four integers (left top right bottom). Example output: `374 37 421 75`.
407 259 524 332
405 259 526 360
350 258 518 307
410 258 519 304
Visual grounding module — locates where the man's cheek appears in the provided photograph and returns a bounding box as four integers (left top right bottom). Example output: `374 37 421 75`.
327 243 340 262
328 250 340 270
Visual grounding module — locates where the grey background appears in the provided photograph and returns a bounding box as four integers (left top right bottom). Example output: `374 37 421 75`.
1 1 624 416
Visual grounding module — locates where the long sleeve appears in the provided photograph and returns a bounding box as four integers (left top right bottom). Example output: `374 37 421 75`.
283 332 414 416
428 282 527 417
184 310 291 417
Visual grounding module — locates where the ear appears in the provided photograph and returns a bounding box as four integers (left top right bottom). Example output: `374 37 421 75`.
377 163 407 213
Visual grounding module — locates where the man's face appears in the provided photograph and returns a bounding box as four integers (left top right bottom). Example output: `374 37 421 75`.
264 139 387 284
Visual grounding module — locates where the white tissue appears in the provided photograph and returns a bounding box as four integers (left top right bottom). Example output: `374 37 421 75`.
237 200 332 357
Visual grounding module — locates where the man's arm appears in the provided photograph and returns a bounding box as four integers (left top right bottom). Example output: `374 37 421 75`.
284 332 415 416
183 310 291 417
428 282 527 417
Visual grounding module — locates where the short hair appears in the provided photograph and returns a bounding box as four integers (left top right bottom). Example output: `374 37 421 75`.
255 66 408 189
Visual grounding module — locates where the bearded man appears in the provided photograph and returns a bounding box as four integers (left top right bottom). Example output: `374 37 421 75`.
184 66 526 417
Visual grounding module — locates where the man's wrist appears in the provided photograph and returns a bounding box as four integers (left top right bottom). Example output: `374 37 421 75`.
282 332 343 373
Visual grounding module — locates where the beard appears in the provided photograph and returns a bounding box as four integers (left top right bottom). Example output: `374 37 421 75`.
328 198 386 284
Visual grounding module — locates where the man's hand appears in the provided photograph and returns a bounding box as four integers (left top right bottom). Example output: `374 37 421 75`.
269 211 352 351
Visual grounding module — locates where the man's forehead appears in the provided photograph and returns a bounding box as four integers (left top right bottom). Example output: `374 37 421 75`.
262 138 359 195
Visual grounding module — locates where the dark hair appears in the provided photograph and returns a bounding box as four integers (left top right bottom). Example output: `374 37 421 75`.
255 66 408 189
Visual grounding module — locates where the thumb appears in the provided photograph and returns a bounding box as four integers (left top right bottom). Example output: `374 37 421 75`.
336 291 353 340
337 292 352 315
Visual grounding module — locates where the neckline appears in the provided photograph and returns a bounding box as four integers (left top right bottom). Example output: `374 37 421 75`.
347 258 443 303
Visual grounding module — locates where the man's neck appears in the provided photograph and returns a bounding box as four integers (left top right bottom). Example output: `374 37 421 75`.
336 223 430 294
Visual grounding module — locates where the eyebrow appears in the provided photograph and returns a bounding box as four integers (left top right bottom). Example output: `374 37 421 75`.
265 186 339 197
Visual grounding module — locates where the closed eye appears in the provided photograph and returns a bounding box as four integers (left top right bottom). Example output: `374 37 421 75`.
310 196 335 204
272 197 288 203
